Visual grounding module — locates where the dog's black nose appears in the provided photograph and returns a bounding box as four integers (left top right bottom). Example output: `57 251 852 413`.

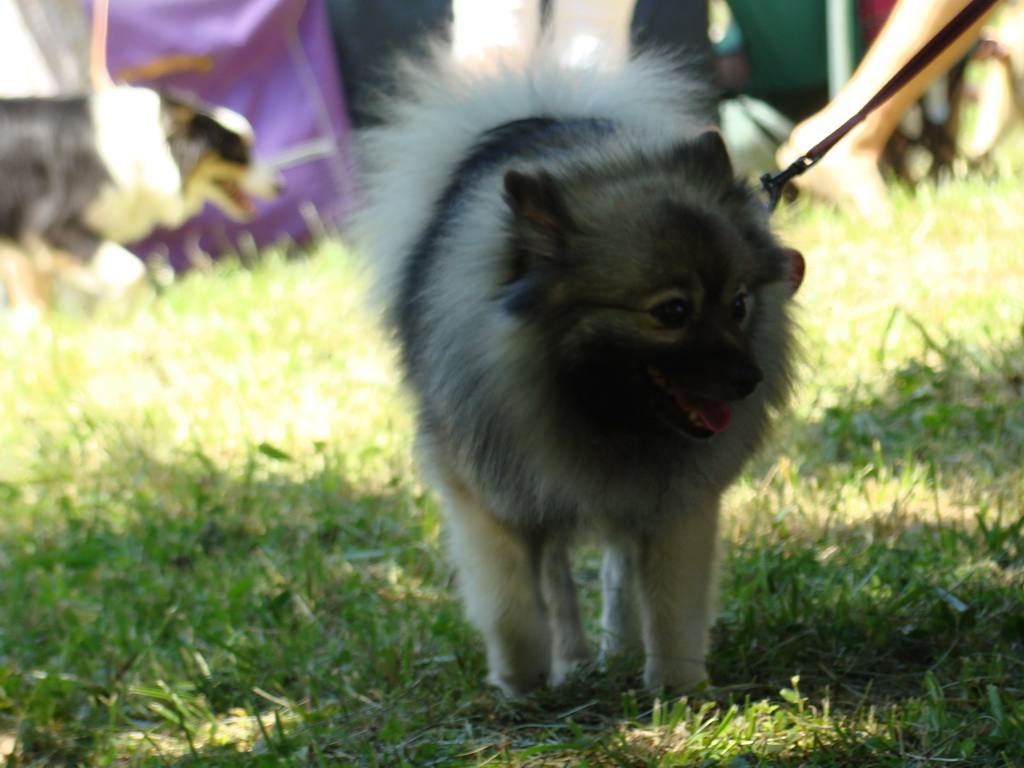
730 362 763 399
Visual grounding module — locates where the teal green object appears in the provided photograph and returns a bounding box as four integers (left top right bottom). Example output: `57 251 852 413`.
713 17 746 56
727 0 829 96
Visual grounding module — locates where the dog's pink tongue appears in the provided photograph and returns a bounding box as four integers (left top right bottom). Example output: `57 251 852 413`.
670 388 732 433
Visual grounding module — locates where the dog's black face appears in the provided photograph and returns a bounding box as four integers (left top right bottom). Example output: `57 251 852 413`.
161 94 284 220
501 131 802 441
539 247 770 440
552 311 767 440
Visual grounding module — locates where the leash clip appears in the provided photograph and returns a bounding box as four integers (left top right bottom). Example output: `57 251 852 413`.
760 156 814 213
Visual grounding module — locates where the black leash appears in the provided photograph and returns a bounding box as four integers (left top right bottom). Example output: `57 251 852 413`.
761 0 1001 211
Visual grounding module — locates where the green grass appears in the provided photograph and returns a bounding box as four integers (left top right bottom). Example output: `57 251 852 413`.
2 159 1024 765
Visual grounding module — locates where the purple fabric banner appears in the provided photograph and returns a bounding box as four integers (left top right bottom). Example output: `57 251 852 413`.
83 0 358 270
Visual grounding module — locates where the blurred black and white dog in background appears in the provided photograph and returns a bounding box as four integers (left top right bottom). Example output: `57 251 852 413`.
357 47 805 698
0 86 283 329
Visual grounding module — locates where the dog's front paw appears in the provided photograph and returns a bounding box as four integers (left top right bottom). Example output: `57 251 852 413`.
488 666 549 699
644 660 709 696
550 652 595 688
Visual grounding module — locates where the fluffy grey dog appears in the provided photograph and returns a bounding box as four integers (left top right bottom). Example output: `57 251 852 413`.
357 48 804 697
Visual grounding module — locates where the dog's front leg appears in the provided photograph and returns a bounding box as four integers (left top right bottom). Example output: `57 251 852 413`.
539 537 591 684
440 480 552 697
637 498 721 693
0 241 48 332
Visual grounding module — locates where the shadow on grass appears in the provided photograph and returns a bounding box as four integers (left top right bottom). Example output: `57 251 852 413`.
791 320 1024 480
718 318 1024 732
0 436 479 766
3 346 1023 766
713 514 1024 701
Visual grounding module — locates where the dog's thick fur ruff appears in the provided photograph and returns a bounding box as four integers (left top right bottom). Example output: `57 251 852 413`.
0 86 282 328
357 49 801 697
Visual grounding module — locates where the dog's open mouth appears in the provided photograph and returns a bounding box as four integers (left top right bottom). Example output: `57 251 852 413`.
646 366 731 439
216 179 256 217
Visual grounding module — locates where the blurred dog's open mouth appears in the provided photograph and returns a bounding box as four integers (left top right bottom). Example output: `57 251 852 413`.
646 366 731 439
216 179 256 217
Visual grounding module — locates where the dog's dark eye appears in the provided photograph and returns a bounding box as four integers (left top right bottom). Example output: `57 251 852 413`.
651 298 690 328
732 293 749 322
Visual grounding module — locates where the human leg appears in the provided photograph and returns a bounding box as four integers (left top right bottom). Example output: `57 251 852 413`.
779 0 995 215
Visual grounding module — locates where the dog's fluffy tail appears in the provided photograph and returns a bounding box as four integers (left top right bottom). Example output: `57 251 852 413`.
353 43 715 316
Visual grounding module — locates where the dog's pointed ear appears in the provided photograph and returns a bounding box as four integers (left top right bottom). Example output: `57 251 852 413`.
501 170 575 315
158 92 199 137
503 169 574 241
670 129 733 178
